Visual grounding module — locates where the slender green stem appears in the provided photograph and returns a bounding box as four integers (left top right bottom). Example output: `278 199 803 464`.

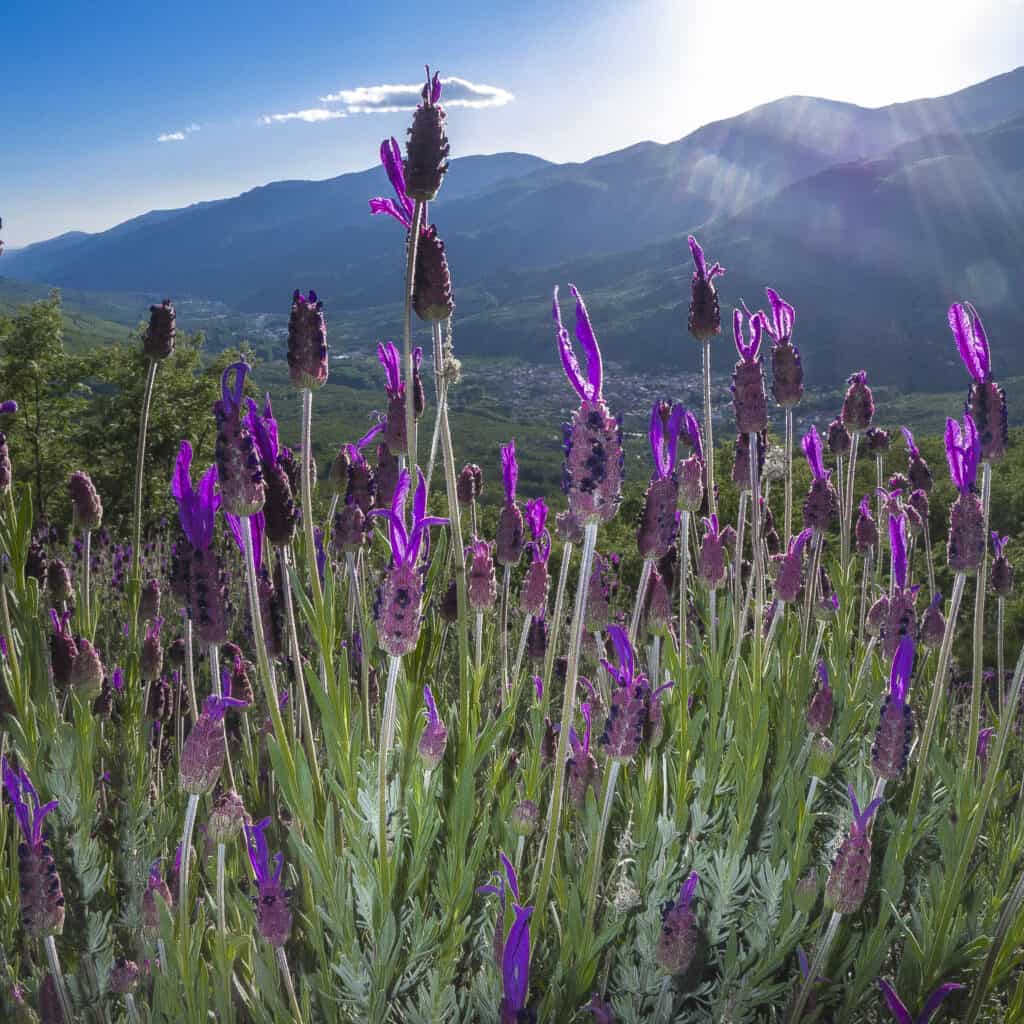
788 911 841 1023
535 521 598 918
183 618 197 732
922 517 936 600
630 560 653 644
125 992 141 1023
702 341 716 517
378 655 402 864
43 935 74 1024
907 572 966 824
500 565 512 703
966 462 993 770
964 862 1024 1023
131 358 159 592
749 431 764 685
584 759 621 931
998 596 1006 716
843 433 859 566
543 540 573 711
800 532 823 655
513 615 530 680
677 511 690 679
784 409 793 547
347 552 372 742
82 528 92 638
276 946 305 1024
732 491 748 636
178 792 200 930
216 842 227 936
300 388 322 609
475 612 484 674
403 202 424 468
858 549 873 642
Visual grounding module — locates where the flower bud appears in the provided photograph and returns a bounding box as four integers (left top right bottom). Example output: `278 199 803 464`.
457 463 483 505
526 616 548 663
404 69 449 201
143 300 176 361
771 341 803 407
510 799 540 836
495 503 525 567
46 559 72 606
655 874 699 975
413 225 455 321
109 958 140 995
467 540 497 613
948 492 986 574
139 578 161 622
967 378 1008 463
69 471 103 531
841 371 874 433
71 639 104 699
286 290 328 389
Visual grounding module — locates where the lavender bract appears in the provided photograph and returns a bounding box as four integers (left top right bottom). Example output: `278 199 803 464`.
802 426 838 533
598 626 651 763
949 301 1007 463
245 817 292 947
877 977 963 1024
687 236 724 342
287 289 328 389
806 660 833 735
731 309 767 433
521 497 550 615
655 872 700 974
638 402 683 560
945 413 985 573
762 288 802 407
418 685 448 769
871 635 915 781
496 440 525 567
825 784 882 915
214 362 265 517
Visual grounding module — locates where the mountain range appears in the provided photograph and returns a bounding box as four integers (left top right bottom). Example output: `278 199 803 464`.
4 66 1023 391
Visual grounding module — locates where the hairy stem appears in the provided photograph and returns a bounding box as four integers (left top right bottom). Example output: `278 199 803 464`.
43 935 74 1024
584 759 621 931
300 388 322 609
276 946 305 1024
630 560 653 644
702 341 716 517
784 409 793 547
378 655 402 864
966 461 993 770
131 359 159 598
178 792 200 930
788 911 841 1024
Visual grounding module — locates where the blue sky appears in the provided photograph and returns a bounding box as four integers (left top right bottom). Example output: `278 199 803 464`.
2 0 1021 247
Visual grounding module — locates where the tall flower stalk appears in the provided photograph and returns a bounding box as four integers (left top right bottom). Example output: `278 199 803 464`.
536 284 621 919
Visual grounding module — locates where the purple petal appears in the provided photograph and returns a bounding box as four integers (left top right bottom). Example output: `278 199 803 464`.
683 410 703 462
948 303 988 383
423 684 439 726
369 196 412 228
524 498 547 541
801 426 826 480
221 362 249 416
817 660 831 693
247 395 279 465
919 982 965 1024
569 284 603 401
501 904 533 1012
665 404 685 468
889 512 908 591
377 342 402 396
501 441 518 504
688 235 707 279
0 400 18 415
649 402 666 477
430 71 442 104
357 421 384 451
878 979 914 1024
901 426 920 458
678 871 699 906
379 136 414 222
500 851 520 903
890 635 915 706
606 624 634 686
553 286 590 401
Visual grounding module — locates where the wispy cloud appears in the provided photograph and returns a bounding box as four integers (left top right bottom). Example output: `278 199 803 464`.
320 75 514 113
259 108 348 125
157 123 200 143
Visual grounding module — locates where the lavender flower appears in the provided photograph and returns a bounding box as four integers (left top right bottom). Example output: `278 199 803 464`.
2 758 65 937
762 288 802 406
180 674 247 794
0 432 11 494
287 289 328 389
170 441 228 646
139 577 161 622
248 395 299 547
143 299 176 361
142 858 173 933
371 137 454 320
920 592 945 650
878 977 963 1024
802 426 837 533
731 431 766 492
245 818 292 946
69 470 103 531
825 784 882 914
855 495 879 554
687 236 724 342
841 371 874 433
871 635 915 780
866 427 890 455
697 514 727 589
214 362 265 517
637 403 683 560
950 301 1007 463
991 532 1015 597
342 423 382 514
208 790 247 844
598 626 651 762
655 872 700 974
521 498 551 615
375 442 401 508
496 440 525 566
568 702 600 807
49 610 77 687
140 616 164 682
731 309 768 433
806 660 833 735
977 726 996 765
644 567 673 636
675 410 705 512
554 285 623 525
467 538 498 613
418 685 448 769
378 342 412 455
371 468 447 656
109 958 141 996
526 616 548 663
457 463 484 505
71 639 104 699
774 527 812 603
827 417 851 457
945 413 985 573
901 427 933 492
403 67 449 202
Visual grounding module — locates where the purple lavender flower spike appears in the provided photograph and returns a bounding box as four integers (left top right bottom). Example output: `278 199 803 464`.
404 65 449 202
496 440 526 567
554 285 623 525
698 513 727 589
688 236 725 342
732 308 764 363
521 498 551 616
806 660 833 735
245 817 292 946
377 342 408 455
946 413 985 573
568 701 600 807
499 903 533 1024
371 467 448 656
214 362 265 516
3 758 65 936
655 871 700 974
246 396 298 547
143 857 173 932
856 495 879 554
181 673 247 794
418 684 448 769
872 634 915 780
991 532 1015 597
0 400 18 415
977 726 996 763
171 441 219 550
802 426 838 533
950 301 1007 462
467 538 498 613
598 625 651 762
842 370 874 433
287 289 328 389
775 527 813 603
731 310 768 433
639 402 682 559
763 287 804 408
878 977 964 1024
825 785 883 914
587 995 616 1023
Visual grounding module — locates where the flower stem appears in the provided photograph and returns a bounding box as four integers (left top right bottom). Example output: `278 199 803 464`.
300 388 322 609
784 409 793 546
346 552 372 742
966 461 993 771
403 202 424 469
43 935 74 1024
501 565 512 703
184 619 197 735
82 528 92 639
178 792 200 930
702 341 716 517
217 842 227 936
131 359 159 596
475 612 484 674
513 615 530 680
378 655 402 865
125 992 141 1024
276 946 305 1024
788 911 841 1024
732 491 748 636
923 517 937 600
858 549 873 642
630 560 653 644
543 540 574 710
800 532 823 656
908 572 966 823
584 759 621 931
677 511 690 682
998 596 1006 716
843 433 859 566
535 521 598 919
748 431 764 685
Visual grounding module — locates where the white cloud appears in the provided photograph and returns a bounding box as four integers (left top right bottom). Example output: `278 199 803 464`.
320 75 514 113
259 108 348 125
157 131 186 142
